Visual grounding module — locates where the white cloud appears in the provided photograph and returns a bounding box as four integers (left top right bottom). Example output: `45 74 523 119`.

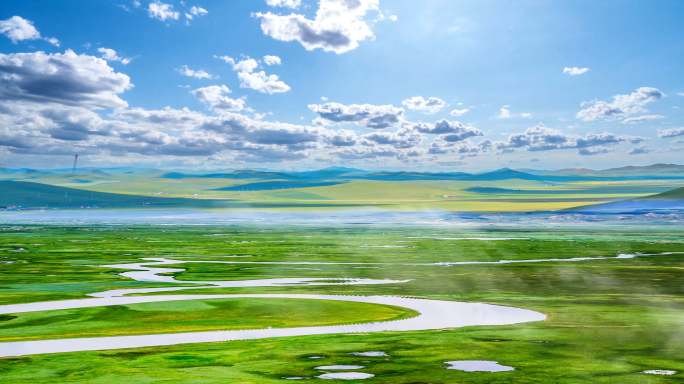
678 92 684 96
214 55 235 65
191 85 245 112
658 128 684 138
361 128 423 149
266 0 302 9
321 96 329 101
389 15 397 21
263 55 282 65
401 96 446 113
255 0 380 54
133 0 141 7
309 102 404 129
44 37 60 47
189 6 208 15
0 16 41 43
148 1 180 21
450 109 469 116
98 47 134 65
627 145 655 155
521 113 532 118
231 58 290 94
493 124 647 155
563 67 589 76
621 114 665 124
233 58 259 73
238 71 290 94
177 65 214 79
410 119 483 142
498 107 511 118
576 87 665 121
0 50 133 109
577 147 614 156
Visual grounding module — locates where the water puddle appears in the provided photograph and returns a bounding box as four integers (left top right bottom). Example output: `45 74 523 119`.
445 361 514 372
643 370 676 375
316 366 365 370
350 352 387 357
318 372 374 380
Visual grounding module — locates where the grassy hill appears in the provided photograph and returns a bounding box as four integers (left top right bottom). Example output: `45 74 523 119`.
569 186 684 212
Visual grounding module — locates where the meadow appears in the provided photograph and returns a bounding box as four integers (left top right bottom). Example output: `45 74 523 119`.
0 225 683 382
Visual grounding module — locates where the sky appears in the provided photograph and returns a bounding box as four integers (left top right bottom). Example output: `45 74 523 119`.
0 0 683 172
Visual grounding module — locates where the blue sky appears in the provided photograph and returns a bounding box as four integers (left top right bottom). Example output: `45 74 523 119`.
0 0 683 171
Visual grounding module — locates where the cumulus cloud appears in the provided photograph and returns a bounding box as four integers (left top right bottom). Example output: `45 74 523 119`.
255 0 380 54
324 128 357 146
658 127 684 138
321 96 329 101
563 67 589 75
361 128 423 149
577 87 665 121
185 6 208 20
450 109 469 116
0 16 41 43
263 55 282 65
0 16 59 46
44 37 60 47
266 0 302 9
191 85 245 112
494 124 647 154
498 107 511 118
0 50 133 109
228 57 290 94
627 145 655 155
521 113 532 118
621 114 665 124
402 96 446 113
189 6 208 15
427 139 492 157
214 55 235 65
309 102 404 129
148 1 180 21
577 147 614 156
410 119 483 142
98 47 134 65
177 65 214 79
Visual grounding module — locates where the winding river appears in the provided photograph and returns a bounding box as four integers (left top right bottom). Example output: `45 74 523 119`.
2 252 679 357
0 257 552 357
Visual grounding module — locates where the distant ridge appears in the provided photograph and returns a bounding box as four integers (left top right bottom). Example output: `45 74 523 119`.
569 186 684 213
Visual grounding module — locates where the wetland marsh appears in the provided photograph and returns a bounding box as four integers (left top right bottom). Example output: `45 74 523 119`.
0 224 683 382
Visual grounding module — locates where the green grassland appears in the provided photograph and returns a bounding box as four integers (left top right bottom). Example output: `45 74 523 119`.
1 225 684 382
3 177 683 213
0 298 416 342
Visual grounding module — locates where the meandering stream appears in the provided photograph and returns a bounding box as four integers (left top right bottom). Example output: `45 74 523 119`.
3 252 675 357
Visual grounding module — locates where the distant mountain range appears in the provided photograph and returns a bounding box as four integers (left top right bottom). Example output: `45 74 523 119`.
3 164 684 185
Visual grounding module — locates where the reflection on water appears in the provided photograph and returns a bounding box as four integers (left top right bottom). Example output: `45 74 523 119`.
318 372 374 380
445 361 515 372
0 293 545 357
